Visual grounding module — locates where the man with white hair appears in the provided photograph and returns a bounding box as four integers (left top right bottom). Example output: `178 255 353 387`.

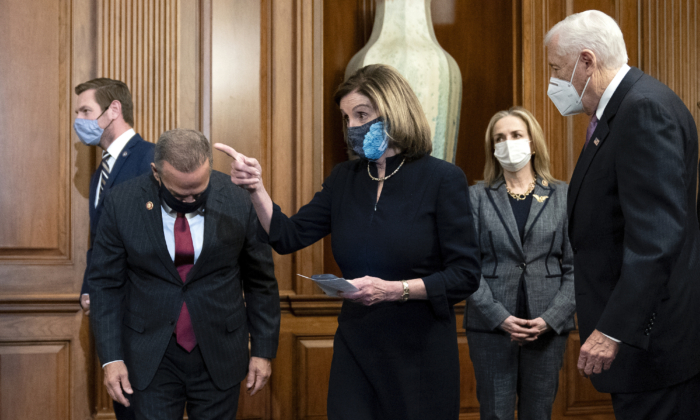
545 10 700 419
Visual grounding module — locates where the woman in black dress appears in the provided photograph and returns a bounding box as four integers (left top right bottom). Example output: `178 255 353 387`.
215 64 481 420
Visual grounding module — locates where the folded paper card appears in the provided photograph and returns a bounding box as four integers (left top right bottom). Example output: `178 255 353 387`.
297 274 359 297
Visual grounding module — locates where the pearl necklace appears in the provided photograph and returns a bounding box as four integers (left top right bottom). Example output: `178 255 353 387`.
368 158 406 182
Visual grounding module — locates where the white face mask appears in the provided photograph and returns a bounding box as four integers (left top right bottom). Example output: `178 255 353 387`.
547 55 591 116
494 139 532 173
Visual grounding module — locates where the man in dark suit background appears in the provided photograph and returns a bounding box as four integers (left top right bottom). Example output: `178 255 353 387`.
89 128 280 419
75 78 154 315
74 78 154 419
545 10 700 419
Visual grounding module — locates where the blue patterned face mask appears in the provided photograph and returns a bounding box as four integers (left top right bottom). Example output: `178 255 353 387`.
347 117 388 161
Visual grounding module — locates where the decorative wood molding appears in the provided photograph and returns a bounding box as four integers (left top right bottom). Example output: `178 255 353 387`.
0 295 81 313
99 0 179 143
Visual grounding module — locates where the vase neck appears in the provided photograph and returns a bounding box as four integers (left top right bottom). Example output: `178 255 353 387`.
374 0 436 40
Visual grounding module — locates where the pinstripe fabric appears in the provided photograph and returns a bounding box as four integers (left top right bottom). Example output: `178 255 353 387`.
88 170 280 392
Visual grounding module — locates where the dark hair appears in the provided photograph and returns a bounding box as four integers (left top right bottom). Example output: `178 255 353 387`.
154 129 212 173
334 64 432 161
75 78 134 126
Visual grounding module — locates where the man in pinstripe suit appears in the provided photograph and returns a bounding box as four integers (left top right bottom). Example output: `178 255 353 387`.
88 129 280 419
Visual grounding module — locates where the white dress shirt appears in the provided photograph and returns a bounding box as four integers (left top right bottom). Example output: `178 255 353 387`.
95 128 136 207
595 64 631 120
160 201 205 263
103 201 205 368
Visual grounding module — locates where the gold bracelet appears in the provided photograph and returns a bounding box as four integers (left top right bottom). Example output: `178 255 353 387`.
400 280 410 302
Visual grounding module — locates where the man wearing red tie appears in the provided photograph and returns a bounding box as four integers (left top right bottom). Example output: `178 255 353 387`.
88 129 280 419
545 10 700 419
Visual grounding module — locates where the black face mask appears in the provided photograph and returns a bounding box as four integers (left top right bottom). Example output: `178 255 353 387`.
158 179 210 214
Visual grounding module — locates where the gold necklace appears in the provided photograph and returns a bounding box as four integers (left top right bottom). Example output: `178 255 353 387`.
506 177 536 200
368 158 406 182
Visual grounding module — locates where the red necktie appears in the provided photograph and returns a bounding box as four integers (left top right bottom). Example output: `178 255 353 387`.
174 213 197 352
585 114 599 149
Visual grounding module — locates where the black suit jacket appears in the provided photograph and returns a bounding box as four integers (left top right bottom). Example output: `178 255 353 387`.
81 134 154 294
568 67 700 393
88 171 280 391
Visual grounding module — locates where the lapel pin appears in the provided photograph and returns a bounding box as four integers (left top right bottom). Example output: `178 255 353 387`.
533 194 549 203
541 179 548 187
594 138 600 146
122 151 128 157
146 201 154 210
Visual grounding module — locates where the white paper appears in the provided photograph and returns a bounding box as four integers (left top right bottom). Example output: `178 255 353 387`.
297 274 358 297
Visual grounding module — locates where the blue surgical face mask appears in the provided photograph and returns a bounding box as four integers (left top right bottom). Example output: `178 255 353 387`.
347 117 388 161
74 108 108 146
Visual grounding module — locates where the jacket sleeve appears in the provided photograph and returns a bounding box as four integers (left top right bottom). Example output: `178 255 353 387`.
539 185 576 334
240 200 281 359
422 166 482 319
261 164 340 254
597 98 689 349
464 185 511 330
87 194 128 365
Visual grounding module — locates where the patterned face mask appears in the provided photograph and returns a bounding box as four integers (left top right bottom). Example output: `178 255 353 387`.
347 117 388 161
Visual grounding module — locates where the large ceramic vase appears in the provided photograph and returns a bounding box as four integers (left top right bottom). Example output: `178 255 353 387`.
345 0 462 163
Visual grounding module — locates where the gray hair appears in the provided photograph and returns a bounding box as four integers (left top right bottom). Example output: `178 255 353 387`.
545 10 628 70
154 128 213 173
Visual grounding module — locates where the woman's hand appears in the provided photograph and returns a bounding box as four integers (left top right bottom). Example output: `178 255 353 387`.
340 276 403 306
213 143 273 233
500 315 540 343
214 143 263 192
526 317 552 336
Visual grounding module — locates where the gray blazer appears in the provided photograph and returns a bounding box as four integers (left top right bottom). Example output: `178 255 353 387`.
463 178 575 334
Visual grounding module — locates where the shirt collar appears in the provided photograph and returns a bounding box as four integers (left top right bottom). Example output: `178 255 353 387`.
160 199 205 219
595 64 631 120
105 128 136 159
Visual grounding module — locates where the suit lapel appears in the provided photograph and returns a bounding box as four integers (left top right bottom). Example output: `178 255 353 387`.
567 67 644 219
186 176 224 282
97 134 139 208
485 180 524 256
523 180 555 243
141 174 183 285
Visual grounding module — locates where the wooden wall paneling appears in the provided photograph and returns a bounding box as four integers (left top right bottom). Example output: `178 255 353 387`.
321 0 375 277
641 0 700 128
99 0 179 144
431 0 515 185
0 0 71 259
211 0 261 163
297 338 334 419
271 313 339 420
0 0 96 417
266 0 326 296
0 342 70 419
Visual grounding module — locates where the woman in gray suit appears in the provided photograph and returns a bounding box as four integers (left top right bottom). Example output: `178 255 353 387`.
464 107 575 420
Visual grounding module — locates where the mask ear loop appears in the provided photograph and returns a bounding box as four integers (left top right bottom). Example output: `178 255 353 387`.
570 55 591 104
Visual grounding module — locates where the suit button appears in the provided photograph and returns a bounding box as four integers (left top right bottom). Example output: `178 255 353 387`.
645 332 650 336
169 320 174 325
516 263 526 270
573 247 578 254
183 285 188 292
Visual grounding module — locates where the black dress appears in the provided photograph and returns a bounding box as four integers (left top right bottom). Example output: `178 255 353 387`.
264 154 481 420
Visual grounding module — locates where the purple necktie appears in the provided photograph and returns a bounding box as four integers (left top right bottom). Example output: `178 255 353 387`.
174 213 197 352
585 114 599 149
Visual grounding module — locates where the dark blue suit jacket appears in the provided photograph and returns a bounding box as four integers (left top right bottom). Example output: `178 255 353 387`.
568 67 700 393
81 133 154 294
